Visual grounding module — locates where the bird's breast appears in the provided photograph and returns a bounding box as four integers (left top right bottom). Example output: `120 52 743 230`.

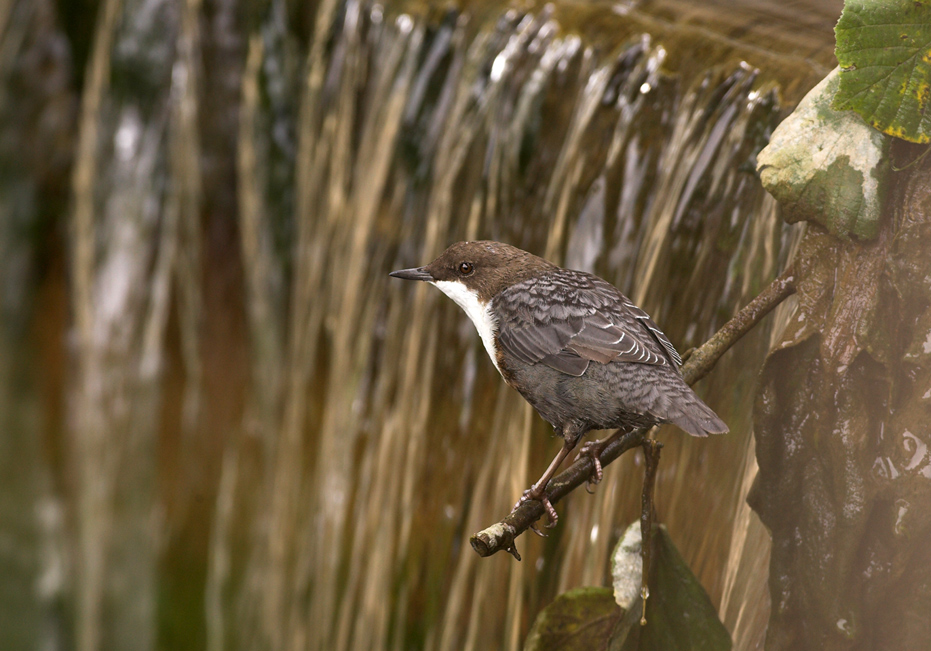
432 280 503 375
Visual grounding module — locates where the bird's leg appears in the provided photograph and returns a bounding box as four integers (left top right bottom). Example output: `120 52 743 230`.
512 439 576 528
575 427 633 489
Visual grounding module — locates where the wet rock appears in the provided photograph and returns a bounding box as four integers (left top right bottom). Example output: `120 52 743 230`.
757 67 890 241
749 150 931 650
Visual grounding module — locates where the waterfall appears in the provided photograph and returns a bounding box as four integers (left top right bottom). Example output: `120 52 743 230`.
0 0 840 649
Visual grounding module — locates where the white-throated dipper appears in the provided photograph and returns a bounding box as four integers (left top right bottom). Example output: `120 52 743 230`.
390 241 727 525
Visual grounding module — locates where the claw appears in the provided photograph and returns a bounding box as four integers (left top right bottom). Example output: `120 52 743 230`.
541 497 559 527
575 440 605 488
512 485 537 513
511 483 559 529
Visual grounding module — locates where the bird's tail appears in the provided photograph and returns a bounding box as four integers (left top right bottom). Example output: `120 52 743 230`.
669 394 728 437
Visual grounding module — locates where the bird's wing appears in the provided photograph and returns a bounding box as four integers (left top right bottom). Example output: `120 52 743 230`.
494 271 681 377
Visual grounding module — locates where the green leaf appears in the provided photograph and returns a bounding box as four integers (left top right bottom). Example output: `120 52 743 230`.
524 525 731 651
523 587 622 651
610 525 732 651
833 0 931 143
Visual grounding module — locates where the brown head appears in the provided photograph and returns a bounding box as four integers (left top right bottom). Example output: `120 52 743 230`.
389 241 556 303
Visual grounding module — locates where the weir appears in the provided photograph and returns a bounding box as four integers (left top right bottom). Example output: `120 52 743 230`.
0 0 842 649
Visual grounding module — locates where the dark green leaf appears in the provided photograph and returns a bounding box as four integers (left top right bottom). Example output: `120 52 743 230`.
610 526 732 651
523 587 622 651
834 0 931 143
525 526 731 651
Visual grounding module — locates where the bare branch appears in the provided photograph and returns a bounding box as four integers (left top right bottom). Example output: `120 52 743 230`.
639 439 663 625
680 267 797 386
469 267 797 559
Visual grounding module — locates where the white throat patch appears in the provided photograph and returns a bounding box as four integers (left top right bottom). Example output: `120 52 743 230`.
432 280 501 374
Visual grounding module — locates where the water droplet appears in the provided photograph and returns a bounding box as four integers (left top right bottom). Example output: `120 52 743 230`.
395 14 413 34
115 116 140 161
894 500 909 536
490 52 507 83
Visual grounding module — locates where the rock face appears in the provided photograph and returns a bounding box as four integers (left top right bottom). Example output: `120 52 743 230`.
750 151 931 650
757 67 890 241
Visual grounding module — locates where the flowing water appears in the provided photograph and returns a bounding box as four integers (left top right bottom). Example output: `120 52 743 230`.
0 0 840 649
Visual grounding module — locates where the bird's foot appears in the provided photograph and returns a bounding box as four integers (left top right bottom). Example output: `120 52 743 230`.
512 484 559 528
574 440 606 492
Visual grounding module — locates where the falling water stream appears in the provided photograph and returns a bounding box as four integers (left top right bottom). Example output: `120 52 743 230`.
0 0 843 649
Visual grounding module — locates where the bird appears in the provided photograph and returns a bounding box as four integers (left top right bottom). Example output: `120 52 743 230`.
389 241 727 525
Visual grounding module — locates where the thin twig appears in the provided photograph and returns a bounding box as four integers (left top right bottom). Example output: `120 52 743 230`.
639 439 662 625
680 267 796 386
469 266 797 559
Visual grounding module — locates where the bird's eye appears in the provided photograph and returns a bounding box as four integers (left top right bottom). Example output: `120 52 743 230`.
458 262 474 276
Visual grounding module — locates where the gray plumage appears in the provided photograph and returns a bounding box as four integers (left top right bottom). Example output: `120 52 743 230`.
390 241 727 518
493 268 726 442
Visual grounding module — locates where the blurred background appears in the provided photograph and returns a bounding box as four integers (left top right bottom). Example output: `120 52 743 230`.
0 0 843 649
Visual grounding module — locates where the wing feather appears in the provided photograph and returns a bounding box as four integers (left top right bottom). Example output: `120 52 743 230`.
621 300 683 367
494 270 681 376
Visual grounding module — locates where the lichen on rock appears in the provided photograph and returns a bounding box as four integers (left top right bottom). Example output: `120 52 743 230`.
757 67 890 241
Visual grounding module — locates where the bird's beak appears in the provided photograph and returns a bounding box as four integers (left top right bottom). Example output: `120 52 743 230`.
389 266 433 282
